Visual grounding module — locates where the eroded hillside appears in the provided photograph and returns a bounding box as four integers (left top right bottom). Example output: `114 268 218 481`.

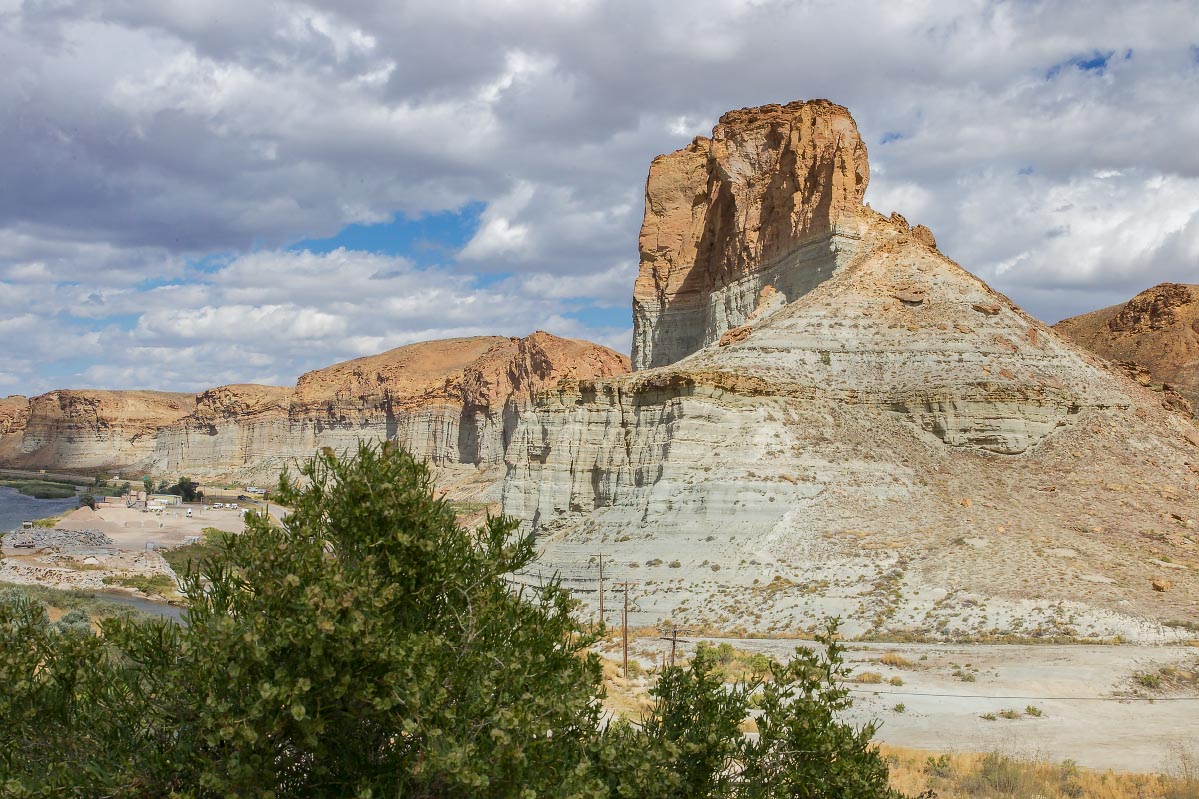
503 100 1199 642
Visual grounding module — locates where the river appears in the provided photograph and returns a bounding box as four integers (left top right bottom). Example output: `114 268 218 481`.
93 591 188 622
0 485 80 533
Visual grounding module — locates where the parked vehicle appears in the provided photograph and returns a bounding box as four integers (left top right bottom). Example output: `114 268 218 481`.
13 522 35 547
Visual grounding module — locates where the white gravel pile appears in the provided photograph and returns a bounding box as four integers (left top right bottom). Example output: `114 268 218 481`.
2 527 115 549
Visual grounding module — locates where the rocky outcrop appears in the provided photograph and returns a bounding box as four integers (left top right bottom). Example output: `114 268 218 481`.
0 395 32 463
0 333 630 491
504 100 1199 641
632 100 871 370
1 390 195 471
152 333 628 488
1055 283 1199 417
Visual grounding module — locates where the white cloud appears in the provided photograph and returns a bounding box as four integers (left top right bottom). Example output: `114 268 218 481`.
2 247 630 393
1 0 1197 391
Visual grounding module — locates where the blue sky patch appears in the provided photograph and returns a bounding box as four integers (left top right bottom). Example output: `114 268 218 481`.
290 203 485 268
1046 50 1116 79
563 305 630 329
881 131 905 144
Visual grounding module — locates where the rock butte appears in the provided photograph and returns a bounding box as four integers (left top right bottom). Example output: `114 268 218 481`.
1055 283 1199 418
0 333 629 497
3 98 1196 643
503 99 1199 641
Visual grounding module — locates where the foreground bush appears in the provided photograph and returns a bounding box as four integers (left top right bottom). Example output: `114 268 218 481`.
0 442 900 798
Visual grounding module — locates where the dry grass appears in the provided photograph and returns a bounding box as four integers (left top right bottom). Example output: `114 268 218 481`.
881 744 1199 799
598 656 653 719
852 671 884 684
881 651 914 668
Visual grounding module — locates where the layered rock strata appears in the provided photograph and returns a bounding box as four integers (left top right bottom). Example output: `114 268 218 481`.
153 332 628 488
1 390 195 471
504 100 1199 641
0 333 629 491
632 100 871 370
1055 283 1199 417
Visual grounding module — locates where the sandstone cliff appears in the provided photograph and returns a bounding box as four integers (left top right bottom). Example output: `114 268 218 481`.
0 391 196 472
1055 283 1199 417
632 100 871 369
505 100 1199 642
0 333 629 491
153 332 628 489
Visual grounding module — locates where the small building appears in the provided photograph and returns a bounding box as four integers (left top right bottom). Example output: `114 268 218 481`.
149 493 182 506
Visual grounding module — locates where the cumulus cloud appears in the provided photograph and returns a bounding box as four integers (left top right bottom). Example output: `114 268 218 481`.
1 248 632 394
1 0 1196 392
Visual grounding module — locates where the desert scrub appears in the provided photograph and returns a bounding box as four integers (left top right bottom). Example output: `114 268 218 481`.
1133 670 1163 691
880 652 912 668
161 529 227 576
885 744 1196 799
102 574 178 597
0 583 146 622
852 671 884 684
691 641 776 682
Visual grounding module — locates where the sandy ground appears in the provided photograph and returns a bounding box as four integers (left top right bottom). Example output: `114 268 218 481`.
0 504 251 594
604 636 1199 773
55 503 248 551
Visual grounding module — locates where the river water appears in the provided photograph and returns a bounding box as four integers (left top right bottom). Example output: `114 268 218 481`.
93 591 188 622
1 486 187 621
0 485 80 533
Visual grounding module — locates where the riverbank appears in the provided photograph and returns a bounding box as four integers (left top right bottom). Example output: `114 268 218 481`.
0 485 79 532
0 581 183 622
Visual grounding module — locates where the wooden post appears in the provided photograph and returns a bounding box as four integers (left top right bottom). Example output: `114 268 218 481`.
591 551 604 626
598 554 604 623
622 581 629 676
659 627 681 668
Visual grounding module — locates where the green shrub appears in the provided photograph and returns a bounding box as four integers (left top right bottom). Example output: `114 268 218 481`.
965 752 1036 796
1135 670 1164 690
54 608 93 637
0 443 904 798
924 754 953 778
101 574 178 596
160 529 226 576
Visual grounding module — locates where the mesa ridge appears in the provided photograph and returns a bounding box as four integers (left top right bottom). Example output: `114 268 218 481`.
0 332 629 495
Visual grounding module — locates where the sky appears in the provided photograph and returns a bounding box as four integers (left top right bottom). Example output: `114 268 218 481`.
2 0 1198 395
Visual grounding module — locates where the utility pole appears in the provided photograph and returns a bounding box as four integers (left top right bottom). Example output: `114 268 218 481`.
621 581 629 677
591 551 604 626
659 626 681 668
